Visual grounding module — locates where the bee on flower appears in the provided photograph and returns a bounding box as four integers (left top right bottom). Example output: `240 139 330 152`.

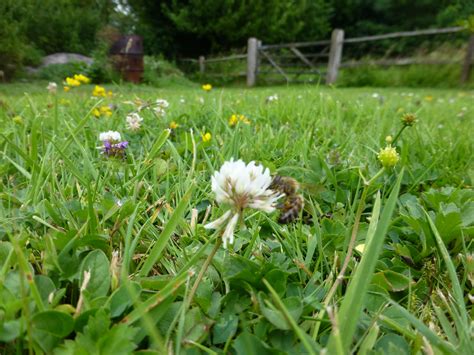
378 145 399 168
92 85 107 97
47 82 57 94
126 112 143 131
204 159 282 248
99 131 128 158
202 84 212 91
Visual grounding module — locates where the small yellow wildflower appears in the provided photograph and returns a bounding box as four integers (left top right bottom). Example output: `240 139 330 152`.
229 114 250 126
378 145 399 168
169 121 179 129
202 84 212 91
92 85 106 97
229 114 238 126
100 105 112 117
424 95 433 102
107 91 113 98
12 115 23 124
65 77 81 87
74 74 90 84
385 135 393 144
63 86 70 92
401 113 417 127
202 132 212 142
92 105 113 118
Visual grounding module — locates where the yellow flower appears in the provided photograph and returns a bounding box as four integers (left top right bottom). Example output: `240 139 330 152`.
169 121 179 129
100 105 112 117
74 74 90 84
378 145 399 168
92 85 106 97
107 91 113 98
65 77 81 87
12 115 23 124
63 86 70 92
424 95 433 102
229 114 250 126
202 84 212 91
92 108 100 118
202 132 212 142
229 114 238 126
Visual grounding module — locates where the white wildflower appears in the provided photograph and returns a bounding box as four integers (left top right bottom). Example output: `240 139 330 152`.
204 159 281 248
154 107 166 117
156 99 169 108
99 130 121 142
266 94 278 102
126 112 143 131
47 82 57 94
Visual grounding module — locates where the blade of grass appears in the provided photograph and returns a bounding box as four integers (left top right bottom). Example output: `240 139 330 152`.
139 185 193 276
327 169 403 353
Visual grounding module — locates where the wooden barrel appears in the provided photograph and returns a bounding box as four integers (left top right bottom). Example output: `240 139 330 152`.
110 35 144 83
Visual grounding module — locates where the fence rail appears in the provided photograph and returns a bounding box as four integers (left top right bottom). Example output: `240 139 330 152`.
183 26 474 86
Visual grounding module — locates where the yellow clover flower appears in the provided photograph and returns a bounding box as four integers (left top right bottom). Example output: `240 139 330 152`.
74 74 90 84
378 145 399 168
65 77 81 87
92 85 107 97
202 84 212 91
202 132 212 143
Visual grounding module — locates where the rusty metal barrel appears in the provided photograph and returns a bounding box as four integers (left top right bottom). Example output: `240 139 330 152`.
110 35 144 83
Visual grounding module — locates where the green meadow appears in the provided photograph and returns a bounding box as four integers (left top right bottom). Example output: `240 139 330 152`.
0 83 472 354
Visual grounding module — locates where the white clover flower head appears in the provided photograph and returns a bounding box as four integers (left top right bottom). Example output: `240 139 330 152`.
204 159 281 248
266 94 278 102
126 112 143 131
156 99 169 108
47 82 57 94
154 107 166 117
99 130 121 142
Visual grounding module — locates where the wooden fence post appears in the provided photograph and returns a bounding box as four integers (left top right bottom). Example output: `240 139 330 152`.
247 37 259 87
199 56 205 74
461 34 474 84
326 29 344 84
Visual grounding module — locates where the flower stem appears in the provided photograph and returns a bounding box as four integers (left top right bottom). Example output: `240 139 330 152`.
187 237 222 306
391 125 407 145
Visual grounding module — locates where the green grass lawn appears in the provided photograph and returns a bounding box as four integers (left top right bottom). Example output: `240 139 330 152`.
0 83 472 354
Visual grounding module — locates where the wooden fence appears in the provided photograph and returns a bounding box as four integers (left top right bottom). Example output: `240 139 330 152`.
185 26 474 86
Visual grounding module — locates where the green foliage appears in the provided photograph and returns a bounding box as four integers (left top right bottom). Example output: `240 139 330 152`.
143 56 194 87
128 0 332 57
37 63 89 82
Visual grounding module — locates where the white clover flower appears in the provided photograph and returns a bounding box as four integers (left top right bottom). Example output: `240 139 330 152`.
156 99 169 108
99 131 121 142
126 112 143 131
154 107 166 117
204 159 281 248
266 94 278 102
47 82 57 94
